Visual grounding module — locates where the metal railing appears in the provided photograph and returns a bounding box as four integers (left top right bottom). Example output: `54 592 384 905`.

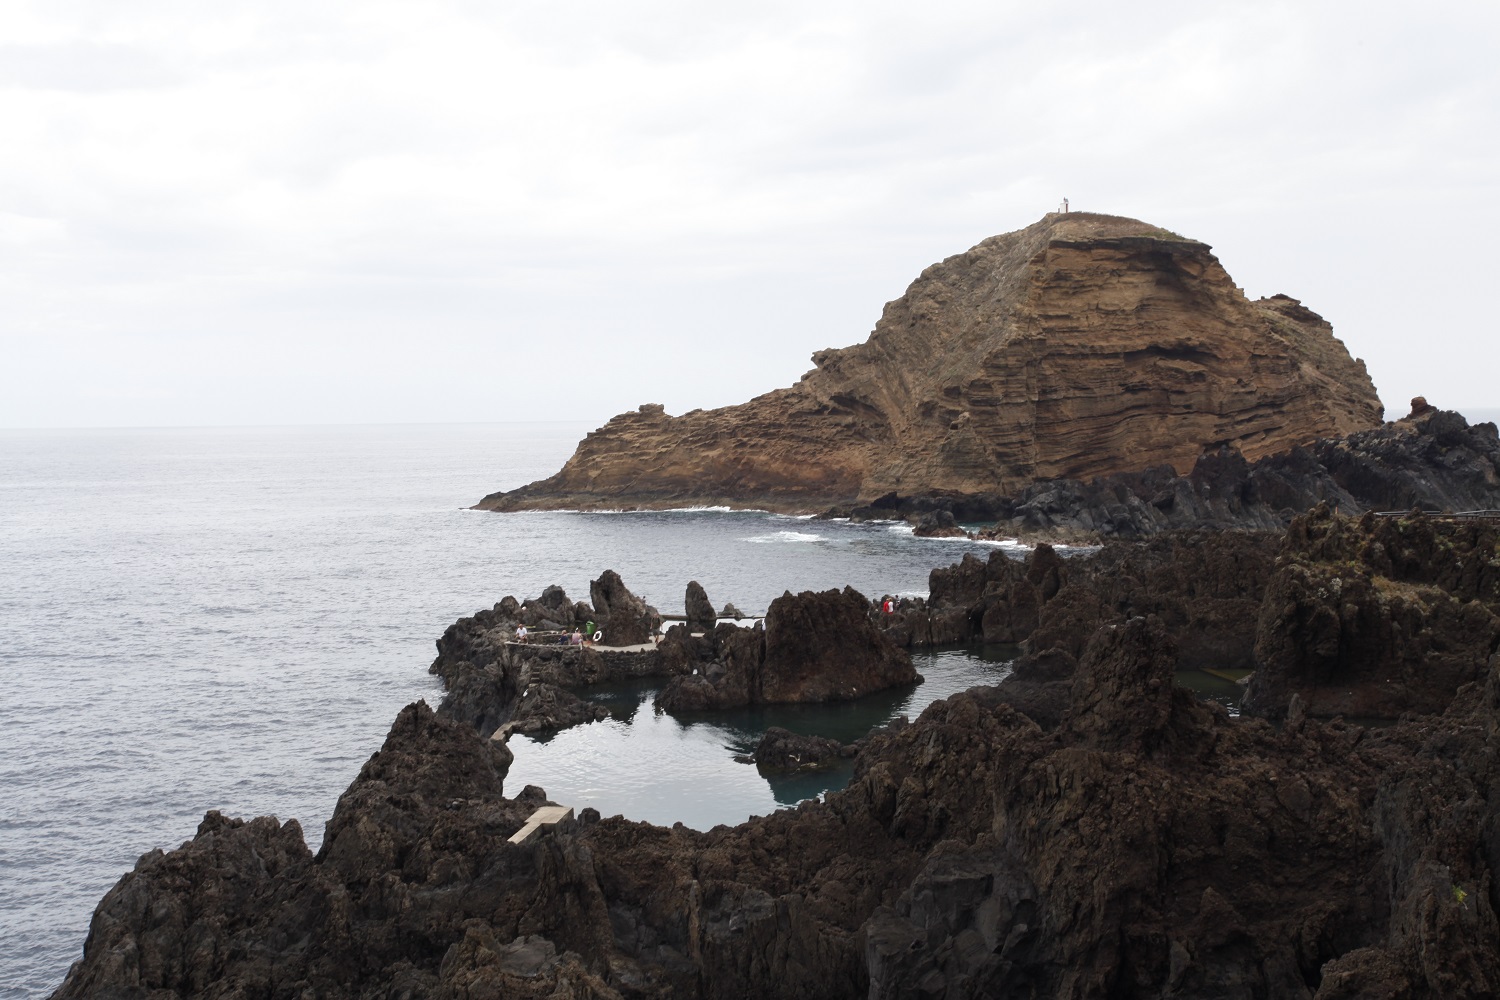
1371 510 1500 519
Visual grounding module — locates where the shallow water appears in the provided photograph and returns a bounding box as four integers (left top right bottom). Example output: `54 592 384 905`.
505 643 1019 830
1174 669 1248 715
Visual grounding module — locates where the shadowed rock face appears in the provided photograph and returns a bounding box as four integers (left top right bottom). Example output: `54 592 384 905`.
684 580 716 634
477 213 1382 513
657 587 918 711
884 529 1280 675
885 502 1500 731
1244 508 1500 720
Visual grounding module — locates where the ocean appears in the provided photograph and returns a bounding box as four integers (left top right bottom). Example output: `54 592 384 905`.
0 422 1022 998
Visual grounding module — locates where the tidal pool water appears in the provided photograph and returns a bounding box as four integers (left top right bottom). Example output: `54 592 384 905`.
503 643 1020 830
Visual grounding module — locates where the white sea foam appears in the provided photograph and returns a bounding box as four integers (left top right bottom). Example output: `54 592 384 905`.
743 530 826 544
508 504 762 515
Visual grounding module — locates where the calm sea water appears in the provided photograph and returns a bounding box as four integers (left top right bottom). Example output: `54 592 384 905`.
0 423 1023 998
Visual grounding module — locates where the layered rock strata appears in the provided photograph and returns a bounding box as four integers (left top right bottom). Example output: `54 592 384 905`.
477 213 1382 513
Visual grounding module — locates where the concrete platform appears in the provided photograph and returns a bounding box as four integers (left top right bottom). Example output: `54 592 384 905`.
507 805 575 845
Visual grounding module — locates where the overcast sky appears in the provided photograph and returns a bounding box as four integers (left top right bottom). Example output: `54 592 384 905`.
2 0 1495 429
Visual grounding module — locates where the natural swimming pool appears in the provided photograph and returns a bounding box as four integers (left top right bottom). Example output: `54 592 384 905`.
502 643 1020 830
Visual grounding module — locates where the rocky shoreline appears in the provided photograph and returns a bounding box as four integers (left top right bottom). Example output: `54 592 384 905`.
51 504 1500 998
822 400 1500 543
431 571 919 740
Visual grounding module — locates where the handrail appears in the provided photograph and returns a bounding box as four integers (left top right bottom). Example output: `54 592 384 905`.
1371 510 1500 518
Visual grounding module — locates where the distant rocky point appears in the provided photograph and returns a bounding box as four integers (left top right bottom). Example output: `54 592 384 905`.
477 212 1383 514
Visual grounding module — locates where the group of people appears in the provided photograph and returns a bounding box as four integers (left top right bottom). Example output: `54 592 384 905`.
513 620 597 646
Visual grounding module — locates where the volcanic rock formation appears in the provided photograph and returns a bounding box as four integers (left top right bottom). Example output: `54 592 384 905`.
834 402 1500 543
656 587 918 711
53 604 1500 998
888 503 1500 729
477 212 1382 513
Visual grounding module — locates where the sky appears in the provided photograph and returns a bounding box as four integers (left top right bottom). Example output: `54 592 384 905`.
1 0 1496 429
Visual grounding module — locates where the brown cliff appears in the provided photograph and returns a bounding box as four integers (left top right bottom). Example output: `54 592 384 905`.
478 212 1383 513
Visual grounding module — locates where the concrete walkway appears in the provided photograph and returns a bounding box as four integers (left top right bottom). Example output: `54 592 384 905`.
504 640 659 652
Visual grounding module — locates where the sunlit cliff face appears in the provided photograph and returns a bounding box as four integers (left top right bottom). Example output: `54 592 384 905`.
479 213 1382 513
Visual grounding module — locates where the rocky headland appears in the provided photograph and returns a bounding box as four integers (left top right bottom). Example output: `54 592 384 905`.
476 212 1383 515
46 213 1500 996
53 507 1500 997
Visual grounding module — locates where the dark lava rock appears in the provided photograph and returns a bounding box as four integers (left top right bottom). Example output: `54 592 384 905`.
753 727 848 773
911 509 967 538
653 622 764 711
53 702 545 1000
59 610 1500 997
430 586 673 739
52 510 1500 998
830 406 1500 546
590 569 659 646
684 580 716 633
505 682 611 736
975 405 1500 543
513 584 585 629
657 587 919 711
903 530 1279 674
761 586 917 702
1243 505 1500 720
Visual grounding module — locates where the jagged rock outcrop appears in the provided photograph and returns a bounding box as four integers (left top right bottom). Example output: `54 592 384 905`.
899 503 1500 727
656 587 918 711
978 403 1500 542
886 530 1280 673
589 570 660 646
1243 506 1500 720
505 683 612 736
54 615 1500 998
684 580 716 633
429 588 674 738
752 727 850 773
476 213 1382 513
